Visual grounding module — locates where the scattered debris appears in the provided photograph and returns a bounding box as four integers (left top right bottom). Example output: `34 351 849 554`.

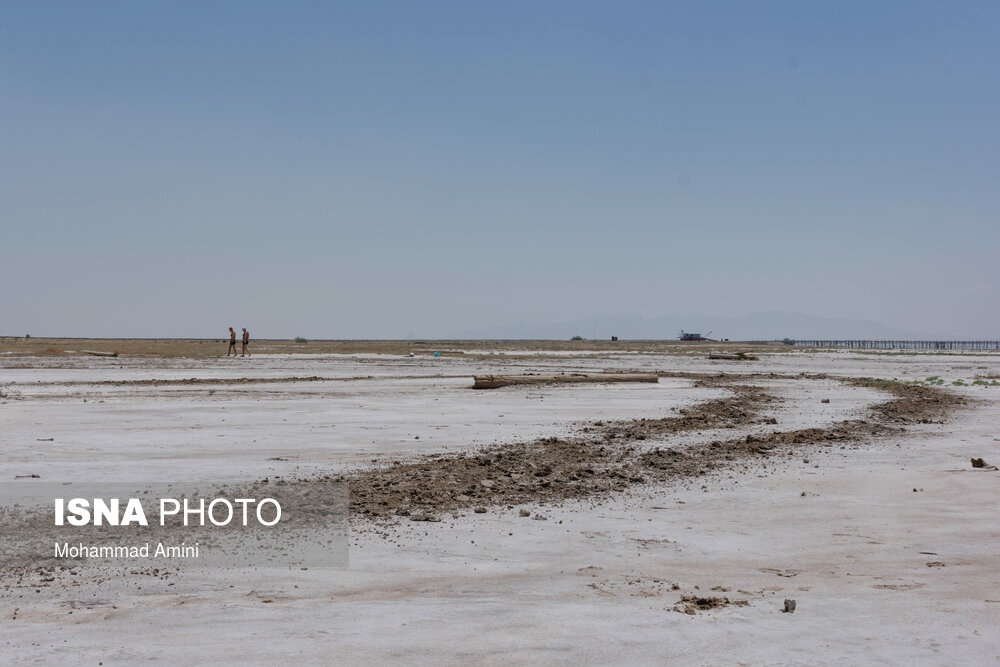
673 595 748 614
759 568 801 578
873 582 925 591
82 350 119 358
926 561 946 568
782 599 796 613
0 385 22 399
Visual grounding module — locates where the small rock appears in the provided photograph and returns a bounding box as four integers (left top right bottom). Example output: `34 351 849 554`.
971 457 986 468
782 599 796 613
519 509 531 517
473 507 487 514
455 494 470 502
532 514 548 521
480 480 495 488
821 398 830 404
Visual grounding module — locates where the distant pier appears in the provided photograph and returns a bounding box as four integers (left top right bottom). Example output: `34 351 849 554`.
784 340 1000 351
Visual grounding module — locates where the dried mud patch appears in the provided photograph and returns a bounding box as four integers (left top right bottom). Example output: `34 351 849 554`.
845 377 968 424
672 595 750 614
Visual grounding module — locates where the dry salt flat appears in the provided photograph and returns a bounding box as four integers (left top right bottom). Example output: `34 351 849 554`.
0 350 998 665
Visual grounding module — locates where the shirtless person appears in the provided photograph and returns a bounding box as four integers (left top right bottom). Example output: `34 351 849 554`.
227 327 237 356
241 327 250 357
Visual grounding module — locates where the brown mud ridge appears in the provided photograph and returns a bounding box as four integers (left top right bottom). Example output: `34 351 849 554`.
331 375 966 523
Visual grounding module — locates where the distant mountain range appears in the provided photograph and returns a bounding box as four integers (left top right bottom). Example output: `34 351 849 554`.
453 311 928 341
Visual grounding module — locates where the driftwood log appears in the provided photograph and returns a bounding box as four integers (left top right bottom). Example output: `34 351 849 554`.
82 350 119 357
708 352 758 361
472 373 659 390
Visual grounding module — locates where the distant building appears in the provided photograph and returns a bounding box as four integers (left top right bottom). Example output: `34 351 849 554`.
679 331 712 342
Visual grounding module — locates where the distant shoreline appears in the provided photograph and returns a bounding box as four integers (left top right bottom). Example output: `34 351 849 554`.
2 337 998 360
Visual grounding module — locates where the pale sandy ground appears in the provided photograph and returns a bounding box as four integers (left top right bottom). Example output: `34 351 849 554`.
1 350 999 665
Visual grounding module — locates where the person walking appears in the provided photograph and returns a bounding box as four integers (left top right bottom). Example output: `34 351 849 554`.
241 327 250 357
227 327 237 356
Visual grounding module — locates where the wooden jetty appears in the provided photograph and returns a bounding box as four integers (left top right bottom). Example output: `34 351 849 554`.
786 340 1000 351
472 373 659 390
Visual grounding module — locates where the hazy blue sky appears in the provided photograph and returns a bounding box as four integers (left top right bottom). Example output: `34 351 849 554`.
2 2 997 338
